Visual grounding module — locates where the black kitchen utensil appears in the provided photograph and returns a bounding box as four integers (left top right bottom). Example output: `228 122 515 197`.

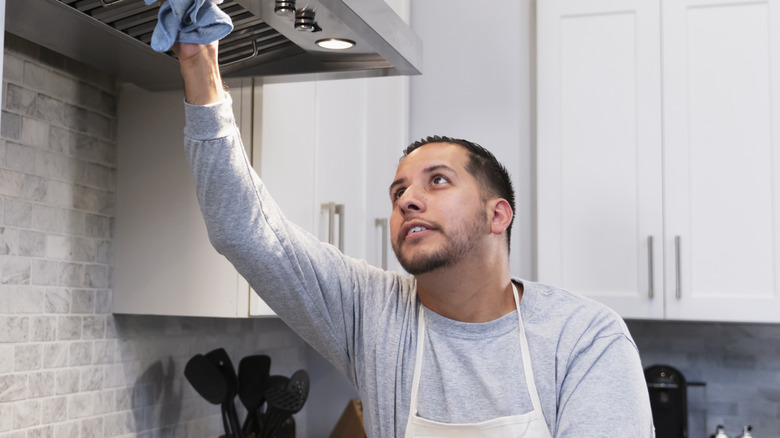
238 355 271 437
206 348 243 438
256 375 289 437
184 354 232 437
261 370 309 438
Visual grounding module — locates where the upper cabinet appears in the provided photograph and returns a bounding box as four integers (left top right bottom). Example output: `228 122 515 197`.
113 78 271 317
259 76 407 271
537 0 780 322
114 73 407 317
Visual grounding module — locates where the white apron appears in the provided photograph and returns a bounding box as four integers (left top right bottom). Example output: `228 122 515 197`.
404 283 553 438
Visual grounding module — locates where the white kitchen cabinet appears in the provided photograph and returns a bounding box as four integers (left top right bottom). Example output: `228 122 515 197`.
260 76 407 269
114 78 273 317
115 73 407 317
537 0 780 322
661 0 780 321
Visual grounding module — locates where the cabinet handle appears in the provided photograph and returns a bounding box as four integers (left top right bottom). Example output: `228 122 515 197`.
321 202 345 252
322 202 335 245
675 235 682 299
335 204 345 253
647 236 654 299
375 218 388 270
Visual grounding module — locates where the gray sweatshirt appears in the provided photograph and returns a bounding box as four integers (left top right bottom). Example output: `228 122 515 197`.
182 95 654 437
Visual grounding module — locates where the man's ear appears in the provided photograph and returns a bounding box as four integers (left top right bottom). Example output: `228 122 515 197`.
488 198 513 235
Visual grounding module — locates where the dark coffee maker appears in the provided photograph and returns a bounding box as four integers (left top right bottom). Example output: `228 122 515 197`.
645 365 687 438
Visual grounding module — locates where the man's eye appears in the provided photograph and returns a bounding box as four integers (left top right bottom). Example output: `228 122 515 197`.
393 188 405 201
432 175 448 185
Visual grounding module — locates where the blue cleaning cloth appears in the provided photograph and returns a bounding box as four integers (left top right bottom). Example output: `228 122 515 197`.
145 0 233 52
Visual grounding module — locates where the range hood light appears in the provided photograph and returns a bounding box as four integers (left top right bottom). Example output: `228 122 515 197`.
274 0 296 16
294 9 321 32
316 38 355 50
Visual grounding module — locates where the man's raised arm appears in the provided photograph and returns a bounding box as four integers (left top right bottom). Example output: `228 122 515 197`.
174 42 224 105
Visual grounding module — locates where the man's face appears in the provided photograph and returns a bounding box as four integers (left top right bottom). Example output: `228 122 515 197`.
389 143 490 275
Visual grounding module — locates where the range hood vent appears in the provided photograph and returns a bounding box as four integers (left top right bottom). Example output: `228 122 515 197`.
6 0 422 90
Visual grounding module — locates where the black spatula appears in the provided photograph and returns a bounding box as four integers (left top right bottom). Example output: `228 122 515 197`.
261 370 309 438
238 355 271 436
206 348 243 438
184 354 231 436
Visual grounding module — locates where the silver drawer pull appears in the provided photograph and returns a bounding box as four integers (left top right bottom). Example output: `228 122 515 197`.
335 204 345 253
375 218 388 270
321 202 345 252
675 236 682 299
647 235 654 299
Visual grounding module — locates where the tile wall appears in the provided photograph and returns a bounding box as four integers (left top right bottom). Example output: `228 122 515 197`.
627 319 780 438
0 34 318 437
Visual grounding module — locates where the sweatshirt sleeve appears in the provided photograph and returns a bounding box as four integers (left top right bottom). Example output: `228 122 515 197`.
181 95 400 388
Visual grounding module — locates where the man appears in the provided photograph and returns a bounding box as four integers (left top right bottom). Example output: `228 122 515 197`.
176 41 654 437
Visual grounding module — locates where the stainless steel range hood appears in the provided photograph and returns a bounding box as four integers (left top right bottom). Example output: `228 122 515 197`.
5 0 422 90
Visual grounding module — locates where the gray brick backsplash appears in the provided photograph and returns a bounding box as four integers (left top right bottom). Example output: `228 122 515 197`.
26 425 54 438
0 346 12 374
77 417 102 438
0 316 29 342
41 396 68 423
14 343 42 371
29 371 55 398
70 289 94 314
59 262 83 287
0 374 27 402
56 316 81 340
13 399 41 429
1 110 21 140
68 341 92 367
21 117 49 148
2 256 31 285
3 54 24 84
82 316 105 340
20 174 46 202
67 392 93 419
32 259 58 286
5 83 36 116
54 421 79 438
6 142 35 172
29 315 56 341
46 235 95 263
18 230 45 257
85 215 110 239
0 226 17 255
43 288 69 313
43 343 68 369
3 198 31 228
55 369 80 395
0 168 21 197
13 284 44 313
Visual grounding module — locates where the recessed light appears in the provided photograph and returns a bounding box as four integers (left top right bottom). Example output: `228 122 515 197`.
316 38 356 50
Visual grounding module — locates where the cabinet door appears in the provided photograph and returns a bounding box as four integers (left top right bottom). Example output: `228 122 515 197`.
537 0 664 318
260 79 373 262
314 80 368 259
662 0 780 322
115 83 253 317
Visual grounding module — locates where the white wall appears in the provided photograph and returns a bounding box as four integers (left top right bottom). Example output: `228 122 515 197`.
408 0 536 278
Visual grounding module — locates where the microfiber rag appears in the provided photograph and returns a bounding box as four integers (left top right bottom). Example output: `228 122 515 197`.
145 0 233 52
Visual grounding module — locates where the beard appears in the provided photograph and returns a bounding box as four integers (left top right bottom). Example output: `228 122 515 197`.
392 208 488 276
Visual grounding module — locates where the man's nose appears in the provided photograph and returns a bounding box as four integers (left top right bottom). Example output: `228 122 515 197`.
398 186 424 214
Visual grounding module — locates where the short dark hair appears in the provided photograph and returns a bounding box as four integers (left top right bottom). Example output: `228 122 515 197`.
401 136 516 252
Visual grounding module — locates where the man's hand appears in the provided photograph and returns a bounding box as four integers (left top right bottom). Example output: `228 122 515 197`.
173 41 225 105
